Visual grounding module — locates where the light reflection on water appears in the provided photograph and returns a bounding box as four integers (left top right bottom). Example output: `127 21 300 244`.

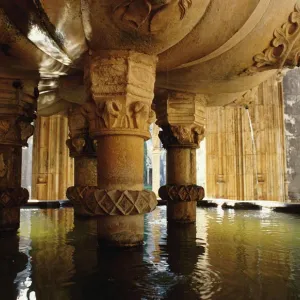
0 207 300 299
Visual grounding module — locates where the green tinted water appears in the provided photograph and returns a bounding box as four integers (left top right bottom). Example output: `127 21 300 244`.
1 206 300 300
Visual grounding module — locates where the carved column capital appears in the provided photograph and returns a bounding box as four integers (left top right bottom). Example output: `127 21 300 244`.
154 89 206 148
0 78 37 146
159 124 205 149
85 51 157 140
67 104 97 157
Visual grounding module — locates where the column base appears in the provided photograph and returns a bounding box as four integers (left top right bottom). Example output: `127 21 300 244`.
0 188 29 233
159 185 205 224
97 215 144 247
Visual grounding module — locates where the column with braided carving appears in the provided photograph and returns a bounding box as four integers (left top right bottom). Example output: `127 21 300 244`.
154 90 206 223
66 51 158 247
0 78 36 232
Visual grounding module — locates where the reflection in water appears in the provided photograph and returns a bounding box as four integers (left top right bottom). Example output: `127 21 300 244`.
0 207 300 299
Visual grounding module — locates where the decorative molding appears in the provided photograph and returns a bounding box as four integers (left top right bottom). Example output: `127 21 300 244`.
112 0 192 33
159 124 204 148
245 4 300 74
66 186 157 216
0 188 29 208
159 184 205 202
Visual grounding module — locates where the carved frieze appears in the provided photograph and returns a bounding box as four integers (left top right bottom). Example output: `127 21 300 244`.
0 188 29 209
112 0 192 33
159 184 205 202
66 186 157 216
246 3 300 74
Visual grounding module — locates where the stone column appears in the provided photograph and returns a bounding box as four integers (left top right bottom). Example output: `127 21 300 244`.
0 78 36 232
152 124 161 196
66 104 97 215
154 90 205 223
67 51 157 247
31 115 74 200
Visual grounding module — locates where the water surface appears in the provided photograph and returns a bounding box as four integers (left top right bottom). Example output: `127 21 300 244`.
1 206 300 300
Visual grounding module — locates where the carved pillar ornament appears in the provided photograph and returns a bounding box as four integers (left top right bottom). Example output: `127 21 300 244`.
66 50 158 247
154 90 206 223
0 78 37 232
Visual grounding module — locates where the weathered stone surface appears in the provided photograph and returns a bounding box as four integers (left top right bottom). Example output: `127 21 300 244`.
67 186 157 217
283 68 300 201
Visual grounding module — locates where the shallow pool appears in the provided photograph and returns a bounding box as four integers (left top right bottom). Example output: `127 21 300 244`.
1 206 300 299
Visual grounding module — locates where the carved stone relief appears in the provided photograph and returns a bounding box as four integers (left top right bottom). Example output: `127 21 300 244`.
159 184 205 202
112 0 192 33
82 100 155 138
66 186 157 216
246 3 300 74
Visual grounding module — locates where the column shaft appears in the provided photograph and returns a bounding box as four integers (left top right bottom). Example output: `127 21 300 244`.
66 51 157 247
155 91 206 224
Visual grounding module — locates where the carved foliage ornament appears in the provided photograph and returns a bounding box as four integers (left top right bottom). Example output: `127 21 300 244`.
113 0 192 33
66 186 157 216
82 100 155 137
159 124 205 148
246 3 300 74
159 184 205 202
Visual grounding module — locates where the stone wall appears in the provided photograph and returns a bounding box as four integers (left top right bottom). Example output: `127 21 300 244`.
283 68 300 201
206 76 287 201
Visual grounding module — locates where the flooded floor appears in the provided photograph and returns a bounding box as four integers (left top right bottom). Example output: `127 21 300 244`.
1 206 300 300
